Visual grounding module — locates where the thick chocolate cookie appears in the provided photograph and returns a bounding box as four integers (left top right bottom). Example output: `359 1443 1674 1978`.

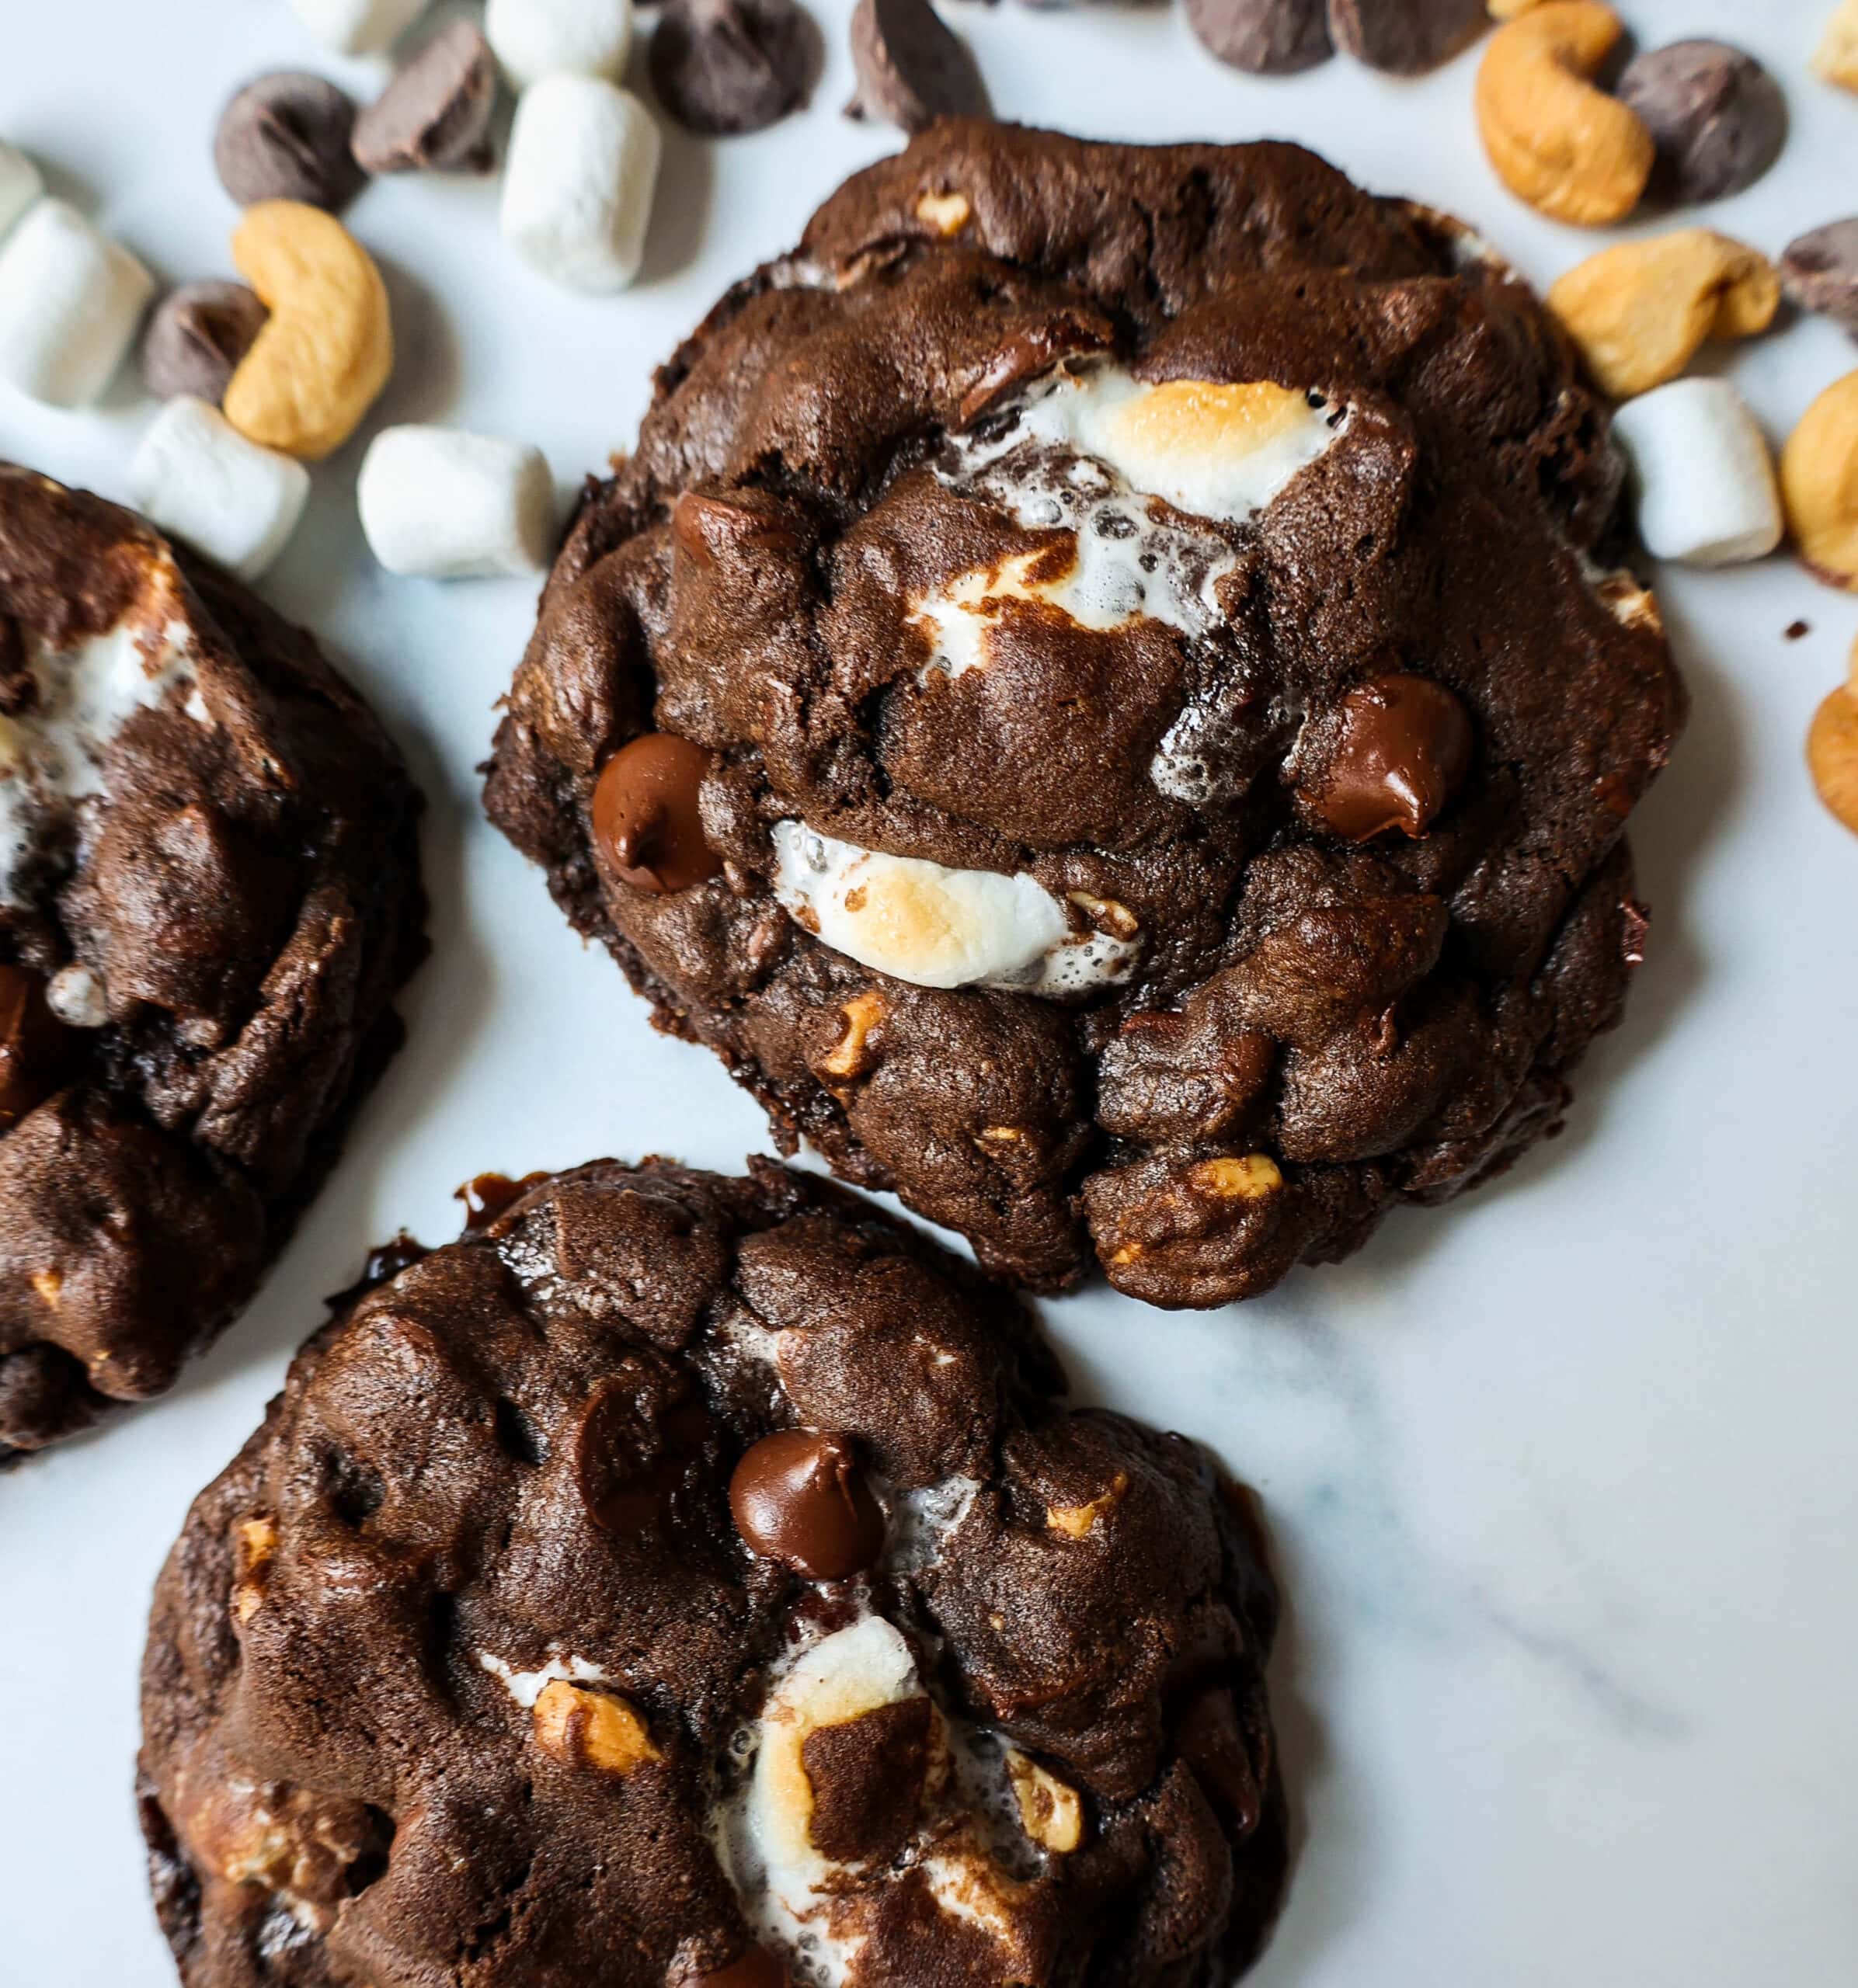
0 465 424 1457
485 123 1684 1306
139 1158 1286 1986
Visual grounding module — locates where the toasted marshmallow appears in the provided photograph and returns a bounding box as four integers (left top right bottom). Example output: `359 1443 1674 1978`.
771 822 1139 996
1612 377 1783 568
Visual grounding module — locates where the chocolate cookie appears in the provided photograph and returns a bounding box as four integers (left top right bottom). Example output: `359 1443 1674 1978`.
0 465 424 1456
139 1158 1286 1986
484 123 1684 1306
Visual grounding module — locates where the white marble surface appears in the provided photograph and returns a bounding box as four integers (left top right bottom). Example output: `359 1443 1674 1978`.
2 2 1856 1982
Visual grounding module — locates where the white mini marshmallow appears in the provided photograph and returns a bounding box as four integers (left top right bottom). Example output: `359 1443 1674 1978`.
1611 377 1783 568
501 76 660 294
128 398 311 582
0 141 41 242
486 0 634 89
286 0 430 55
772 822 1140 996
0 200 154 408
357 426 556 578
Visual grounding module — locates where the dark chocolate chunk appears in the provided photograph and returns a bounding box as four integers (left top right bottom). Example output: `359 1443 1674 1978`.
1327 0 1488 76
1616 40 1787 205
649 0 817 136
353 21 499 175
846 0 988 134
214 71 367 212
1184 0 1332 74
1302 673 1475 841
1780 220 1858 340
139 283 269 405
590 733 721 893
729 1427 885 1579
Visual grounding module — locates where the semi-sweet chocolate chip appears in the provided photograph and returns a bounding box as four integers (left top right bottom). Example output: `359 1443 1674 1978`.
590 732 721 893
1302 673 1475 841
1616 40 1787 205
1328 0 1488 75
649 0 816 136
214 71 367 212
1781 220 1858 339
729 1427 886 1579
1185 0 1332 72
139 282 269 405
353 20 499 174
846 0 987 134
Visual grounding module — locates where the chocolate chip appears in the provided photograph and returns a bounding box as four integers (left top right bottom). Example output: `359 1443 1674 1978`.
1327 0 1487 76
1780 219 1858 340
1302 673 1474 842
1184 0 1332 75
353 22 499 176
694 1952 790 1988
1616 41 1786 206
590 733 722 893
729 1428 886 1580
0 964 82 1130
846 0 987 134
214 72 368 212
139 283 270 405
454 1170 549 1229
649 0 817 137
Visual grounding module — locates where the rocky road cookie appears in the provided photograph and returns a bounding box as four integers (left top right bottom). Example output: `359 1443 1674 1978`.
485 122 1685 1306
0 464 424 1457
139 1158 1286 1986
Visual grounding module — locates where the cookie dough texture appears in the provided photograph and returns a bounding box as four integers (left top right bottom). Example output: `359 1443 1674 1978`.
485 123 1686 1308
140 1158 1286 1987
0 466 424 1457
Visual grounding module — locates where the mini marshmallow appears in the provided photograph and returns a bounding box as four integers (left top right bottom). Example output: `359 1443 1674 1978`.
486 0 634 90
357 426 556 578
286 0 430 55
501 76 660 294
0 141 40 242
1612 377 1783 568
128 397 311 582
0 200 154 408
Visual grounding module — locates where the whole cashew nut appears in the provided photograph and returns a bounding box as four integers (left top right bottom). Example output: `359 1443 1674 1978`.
1547 230 1780 400
1808 641 1858 838
222 200 393 461
1475 2 1654 226
1781 371 1858 589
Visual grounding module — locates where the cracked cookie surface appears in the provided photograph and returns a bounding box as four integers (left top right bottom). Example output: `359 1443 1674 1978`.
139 1157 1286 1986
485 121 1684 1305
0 464 425 1456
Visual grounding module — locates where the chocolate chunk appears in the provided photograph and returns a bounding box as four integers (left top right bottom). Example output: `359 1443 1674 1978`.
1302 673 1474 841
590 732 721 893
214 72 367 212
139 283 269 405
1184 0 1332 74
353 21 499 176
649 0 817 137
0 964 81 1129
846 0 987 134
1327 0 1487 75
729 1427 886 1579
1781 220 1858 340
695 1952 790 1988
1617 41 1787 205
799 1697 934 1864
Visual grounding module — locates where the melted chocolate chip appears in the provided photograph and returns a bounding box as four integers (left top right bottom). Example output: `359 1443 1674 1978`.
1303 673 1474 841
0 964 82 1131
697 1948 791 1987
214 72 367 213
590 733 722 894
1175 1685 1265 1835
140 283 270 405
454 1170 551 1230
363 1233 430 1287
729 1428 886 1580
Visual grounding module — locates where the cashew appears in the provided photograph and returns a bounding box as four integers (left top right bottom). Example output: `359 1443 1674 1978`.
915 189 971 236
1188 1154 1284 1201
1547 231 1778 400
1781 373 1858 589
1487 0 1549 16
1808 642 1858 837
532 1679 660 1774
1006 1750 1084 1854
1815 1 1858 91
222 201 393 461
1475 3 1653 226
1046 1471 1129 1540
